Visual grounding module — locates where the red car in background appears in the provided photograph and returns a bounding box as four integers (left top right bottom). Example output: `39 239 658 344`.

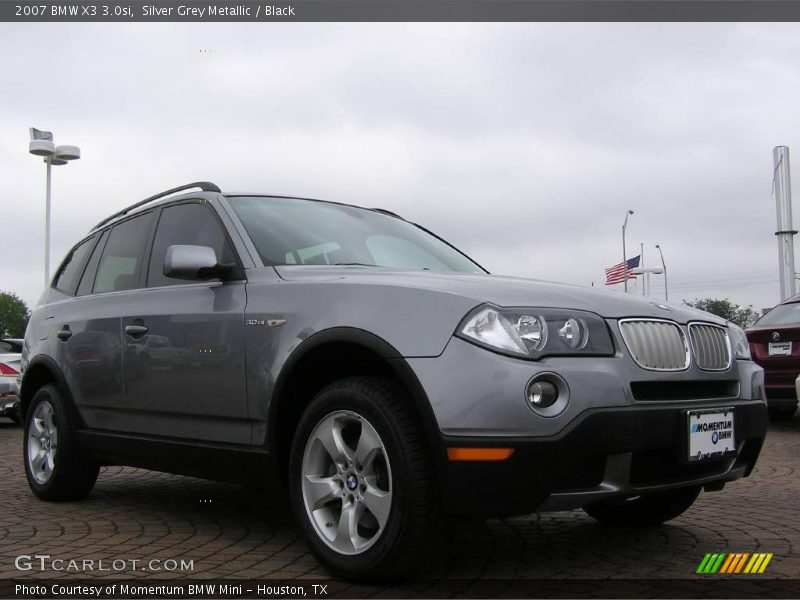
746 295 800 421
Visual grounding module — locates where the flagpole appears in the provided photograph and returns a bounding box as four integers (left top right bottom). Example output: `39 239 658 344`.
641 243 645 296
622 210 634 292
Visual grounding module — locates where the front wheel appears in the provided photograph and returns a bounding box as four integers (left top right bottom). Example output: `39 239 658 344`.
583 485 701 527
289 377 442 579
23 385 99 501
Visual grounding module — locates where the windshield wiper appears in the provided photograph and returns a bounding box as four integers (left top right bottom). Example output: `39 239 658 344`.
332 262 379 267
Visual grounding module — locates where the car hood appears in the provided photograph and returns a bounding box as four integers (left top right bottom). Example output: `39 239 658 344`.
273 266 725 324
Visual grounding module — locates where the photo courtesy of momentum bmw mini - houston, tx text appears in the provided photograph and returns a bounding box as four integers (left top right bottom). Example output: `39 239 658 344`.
18 181 767 579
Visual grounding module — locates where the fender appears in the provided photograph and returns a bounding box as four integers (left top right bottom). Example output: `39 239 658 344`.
267 327 446 467
19 354 83 426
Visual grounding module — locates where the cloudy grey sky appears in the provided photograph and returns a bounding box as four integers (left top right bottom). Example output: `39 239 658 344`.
1 22 798 311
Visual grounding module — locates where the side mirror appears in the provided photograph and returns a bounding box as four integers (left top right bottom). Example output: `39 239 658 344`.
164 245 227 280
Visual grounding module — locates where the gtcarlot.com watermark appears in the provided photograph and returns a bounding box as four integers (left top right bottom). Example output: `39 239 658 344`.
15 554 194 573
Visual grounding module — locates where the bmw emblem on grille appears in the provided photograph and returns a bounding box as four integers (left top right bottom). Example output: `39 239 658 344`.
772 331 780 341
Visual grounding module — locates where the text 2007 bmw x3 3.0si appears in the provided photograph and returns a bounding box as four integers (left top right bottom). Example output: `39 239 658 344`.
20 182 767 579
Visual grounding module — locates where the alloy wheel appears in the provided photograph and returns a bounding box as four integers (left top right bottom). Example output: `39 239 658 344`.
27 400 58 485
301 410 393 555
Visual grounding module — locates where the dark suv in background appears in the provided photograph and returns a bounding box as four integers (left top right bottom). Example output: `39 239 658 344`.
20 182 767 579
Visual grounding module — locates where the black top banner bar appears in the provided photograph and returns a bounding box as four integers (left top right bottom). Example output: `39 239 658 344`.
5 0 800 22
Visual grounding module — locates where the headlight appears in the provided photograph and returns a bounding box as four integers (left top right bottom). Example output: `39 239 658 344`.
456 304 615 359
728 323 752 360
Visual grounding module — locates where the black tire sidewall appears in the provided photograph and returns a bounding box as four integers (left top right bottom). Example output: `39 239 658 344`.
288 380 422 578
23 384 97 500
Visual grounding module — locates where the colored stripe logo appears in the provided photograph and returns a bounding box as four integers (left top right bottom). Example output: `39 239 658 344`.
696 553 773 574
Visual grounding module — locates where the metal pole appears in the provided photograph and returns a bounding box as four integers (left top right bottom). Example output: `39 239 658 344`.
641 243 645 296
656 244 668 301
45 157 52 285
774 146 796 301
622 210 633 293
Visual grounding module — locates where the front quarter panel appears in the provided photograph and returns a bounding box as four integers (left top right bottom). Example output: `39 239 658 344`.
242 269 479 435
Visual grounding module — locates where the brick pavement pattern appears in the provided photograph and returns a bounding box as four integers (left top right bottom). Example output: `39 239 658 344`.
0 415 797 581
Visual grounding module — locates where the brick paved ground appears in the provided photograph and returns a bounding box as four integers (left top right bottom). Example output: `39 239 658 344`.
0 415 797 585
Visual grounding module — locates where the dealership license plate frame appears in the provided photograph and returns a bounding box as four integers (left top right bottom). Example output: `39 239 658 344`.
686 407 736 463
768 341 792 356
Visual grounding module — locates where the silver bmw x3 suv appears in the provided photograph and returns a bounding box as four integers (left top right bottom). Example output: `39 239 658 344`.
20 182 767 579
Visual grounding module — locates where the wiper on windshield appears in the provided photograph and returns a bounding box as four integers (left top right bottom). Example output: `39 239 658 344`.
332 263 431 270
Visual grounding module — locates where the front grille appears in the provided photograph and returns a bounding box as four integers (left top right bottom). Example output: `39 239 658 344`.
631 380 739 401
689 323 731 370
619 319 689 370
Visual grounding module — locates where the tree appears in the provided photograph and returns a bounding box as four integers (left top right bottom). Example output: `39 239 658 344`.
683 298 760 328
0 292 30 338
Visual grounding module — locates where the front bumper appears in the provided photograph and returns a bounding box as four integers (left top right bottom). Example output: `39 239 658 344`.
438 401 767 517
407 335 767 518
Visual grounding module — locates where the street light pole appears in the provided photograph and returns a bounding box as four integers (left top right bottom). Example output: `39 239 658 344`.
45 158 52 285
28 128 80 285
622 210 634 292
655 244 668 301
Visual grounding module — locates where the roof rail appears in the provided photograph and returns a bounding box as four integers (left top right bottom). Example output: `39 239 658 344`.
92 182 221 230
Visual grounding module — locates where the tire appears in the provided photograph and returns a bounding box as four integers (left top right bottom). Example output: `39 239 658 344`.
769 405 797 421
23 384 99 501
288 377 442 580
583 485 701 527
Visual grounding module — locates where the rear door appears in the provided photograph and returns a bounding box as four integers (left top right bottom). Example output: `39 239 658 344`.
119 200 249 444
57 213 155 429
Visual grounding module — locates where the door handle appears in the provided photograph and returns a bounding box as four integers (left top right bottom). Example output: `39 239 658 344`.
125 325 149 338
56 326 72 341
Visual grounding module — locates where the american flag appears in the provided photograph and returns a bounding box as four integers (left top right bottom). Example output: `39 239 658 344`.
605 255 640 285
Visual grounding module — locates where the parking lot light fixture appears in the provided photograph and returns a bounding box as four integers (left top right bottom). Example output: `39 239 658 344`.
28 128 81 285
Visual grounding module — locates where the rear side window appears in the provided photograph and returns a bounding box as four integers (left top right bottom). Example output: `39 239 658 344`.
147 202 237 287
76 230 108 296
52 235 96 295
93 212 155 293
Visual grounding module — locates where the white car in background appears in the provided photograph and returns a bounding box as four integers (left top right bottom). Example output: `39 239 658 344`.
0 338 22 425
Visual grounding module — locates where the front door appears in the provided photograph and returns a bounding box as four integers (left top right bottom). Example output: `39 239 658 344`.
120 201 249 444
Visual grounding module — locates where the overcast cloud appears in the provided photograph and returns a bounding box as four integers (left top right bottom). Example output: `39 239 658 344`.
2 22 799 312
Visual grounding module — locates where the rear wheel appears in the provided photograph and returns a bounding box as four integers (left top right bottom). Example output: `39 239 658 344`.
23 385 99 501
289 377 442 579
584 485 701 527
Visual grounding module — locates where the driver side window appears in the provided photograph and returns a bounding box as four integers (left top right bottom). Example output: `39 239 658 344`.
147 202 237 287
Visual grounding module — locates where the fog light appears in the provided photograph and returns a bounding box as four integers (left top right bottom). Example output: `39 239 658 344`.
527 380 558 408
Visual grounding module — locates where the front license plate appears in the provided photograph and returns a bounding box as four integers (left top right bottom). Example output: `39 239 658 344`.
687 408 735 462
768 342 792 356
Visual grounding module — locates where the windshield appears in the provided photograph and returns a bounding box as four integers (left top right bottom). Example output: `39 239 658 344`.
754 302 800 326
227 196 485 274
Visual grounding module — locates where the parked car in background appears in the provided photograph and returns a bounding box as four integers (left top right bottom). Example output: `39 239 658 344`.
746 296 800 420
19 182 768 579
0 338 22 425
